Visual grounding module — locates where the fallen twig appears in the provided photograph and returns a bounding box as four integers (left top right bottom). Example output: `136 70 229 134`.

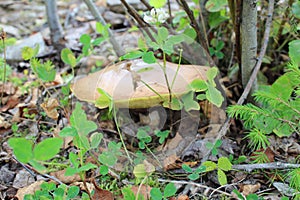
201 0 275 163
232 162 300 172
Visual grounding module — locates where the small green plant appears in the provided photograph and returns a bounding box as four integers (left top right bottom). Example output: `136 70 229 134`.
205 139 222 156
227 62 300 152
23 182 89 200
150 182 177 200
8 137 63 173
182 157 232 185
232 189 263 200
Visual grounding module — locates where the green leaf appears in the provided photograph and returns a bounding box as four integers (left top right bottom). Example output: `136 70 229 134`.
202 161 217 172
205 0 227 12
90 132 103 149
217 169 227 185
288 40 300 65
99 165 109 175
182 91 200 111
142 51 156 64
292 1 300 19
188 173 200 180
61 48 77 67
183 28 197 44
70 103 98 136
217 157 232 171
59 126 77 137
149 0 166 8
150 188 163 200
122 187 136 200
98 152 117 166
65 167 78 176
22 46 36 60
8 138 33 163
79 34 91 45
206 84 224 107
29 159 47 173
78 163 97 172
67 186 79 199
164 183 176 197
182 164 193 173
162 97 183 110
33 138 63 161
271 75 293 101
207 67 218 84
189 79 208 92
133 164 147 179
95 88 113 112
157 27 169 44
155 130 170 144
120 50 144 60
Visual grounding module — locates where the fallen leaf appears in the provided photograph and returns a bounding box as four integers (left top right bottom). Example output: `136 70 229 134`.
131 185 151 200
50 169 81 184
240 182 261 196
92 179 114 200
40 98 59 120
15 180 44 200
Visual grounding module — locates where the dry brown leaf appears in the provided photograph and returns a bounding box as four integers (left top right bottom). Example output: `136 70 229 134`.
170 195 189 200
240 182 261 196
131 185 151 200
15 180 44 200
0 95 19 112
50 169 81 184
92 179 114 200
40 98 59 120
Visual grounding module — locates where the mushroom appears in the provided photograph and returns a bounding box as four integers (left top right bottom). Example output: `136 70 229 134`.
71 59 210 109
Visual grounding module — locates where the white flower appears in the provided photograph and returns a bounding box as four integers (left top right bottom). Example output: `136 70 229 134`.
143 8 169 24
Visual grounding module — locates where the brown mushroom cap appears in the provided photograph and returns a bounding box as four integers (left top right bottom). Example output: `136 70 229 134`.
71 59 210 109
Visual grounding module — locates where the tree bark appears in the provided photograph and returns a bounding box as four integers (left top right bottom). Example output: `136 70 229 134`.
241 0 258 93
44 0 65 53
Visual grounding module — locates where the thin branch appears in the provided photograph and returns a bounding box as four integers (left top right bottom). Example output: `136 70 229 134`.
201 0 275 163
232 162 300 172
140 0 152 10
120 0 156 42
83 0 124 57
178 0 213 66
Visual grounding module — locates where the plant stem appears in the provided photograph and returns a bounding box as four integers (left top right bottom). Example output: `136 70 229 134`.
1 30 6 106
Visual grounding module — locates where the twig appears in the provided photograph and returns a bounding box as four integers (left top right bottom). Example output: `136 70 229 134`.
178 0 213 66
83 0 124 57
158 179 231 197
120 0 156 42
140 0 152 10
0 29 6 106
201 0 275 163
232 162 300 172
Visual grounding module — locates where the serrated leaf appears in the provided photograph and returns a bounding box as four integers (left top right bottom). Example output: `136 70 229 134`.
206 84 224 107
8 138 33 163
217 157 232 171
217 169 227 185
164 183 176 197
202 161 217 172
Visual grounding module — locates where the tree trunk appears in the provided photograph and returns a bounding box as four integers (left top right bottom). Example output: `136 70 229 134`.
241 0 257 94
45 0 65 53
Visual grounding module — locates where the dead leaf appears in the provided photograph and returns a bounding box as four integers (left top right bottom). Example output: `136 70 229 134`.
92 179 114 200
50 169 81 184
170 195 189 200
240 182 261 196
40 98 59 120
0 95 19 112
131 185 151 200
15 180 44 200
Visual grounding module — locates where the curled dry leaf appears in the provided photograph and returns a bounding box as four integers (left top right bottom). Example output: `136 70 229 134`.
40 98 59 120
15 180 44 200
71 59 209 109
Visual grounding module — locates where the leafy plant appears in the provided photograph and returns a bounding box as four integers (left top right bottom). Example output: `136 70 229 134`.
8 137 63 173
183 157 232 185
23 182 89 200
150 182 177 200
227 62 300 151
205 139 222 156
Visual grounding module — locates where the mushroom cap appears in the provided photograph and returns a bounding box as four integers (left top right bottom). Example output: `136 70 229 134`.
71 59 210 109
